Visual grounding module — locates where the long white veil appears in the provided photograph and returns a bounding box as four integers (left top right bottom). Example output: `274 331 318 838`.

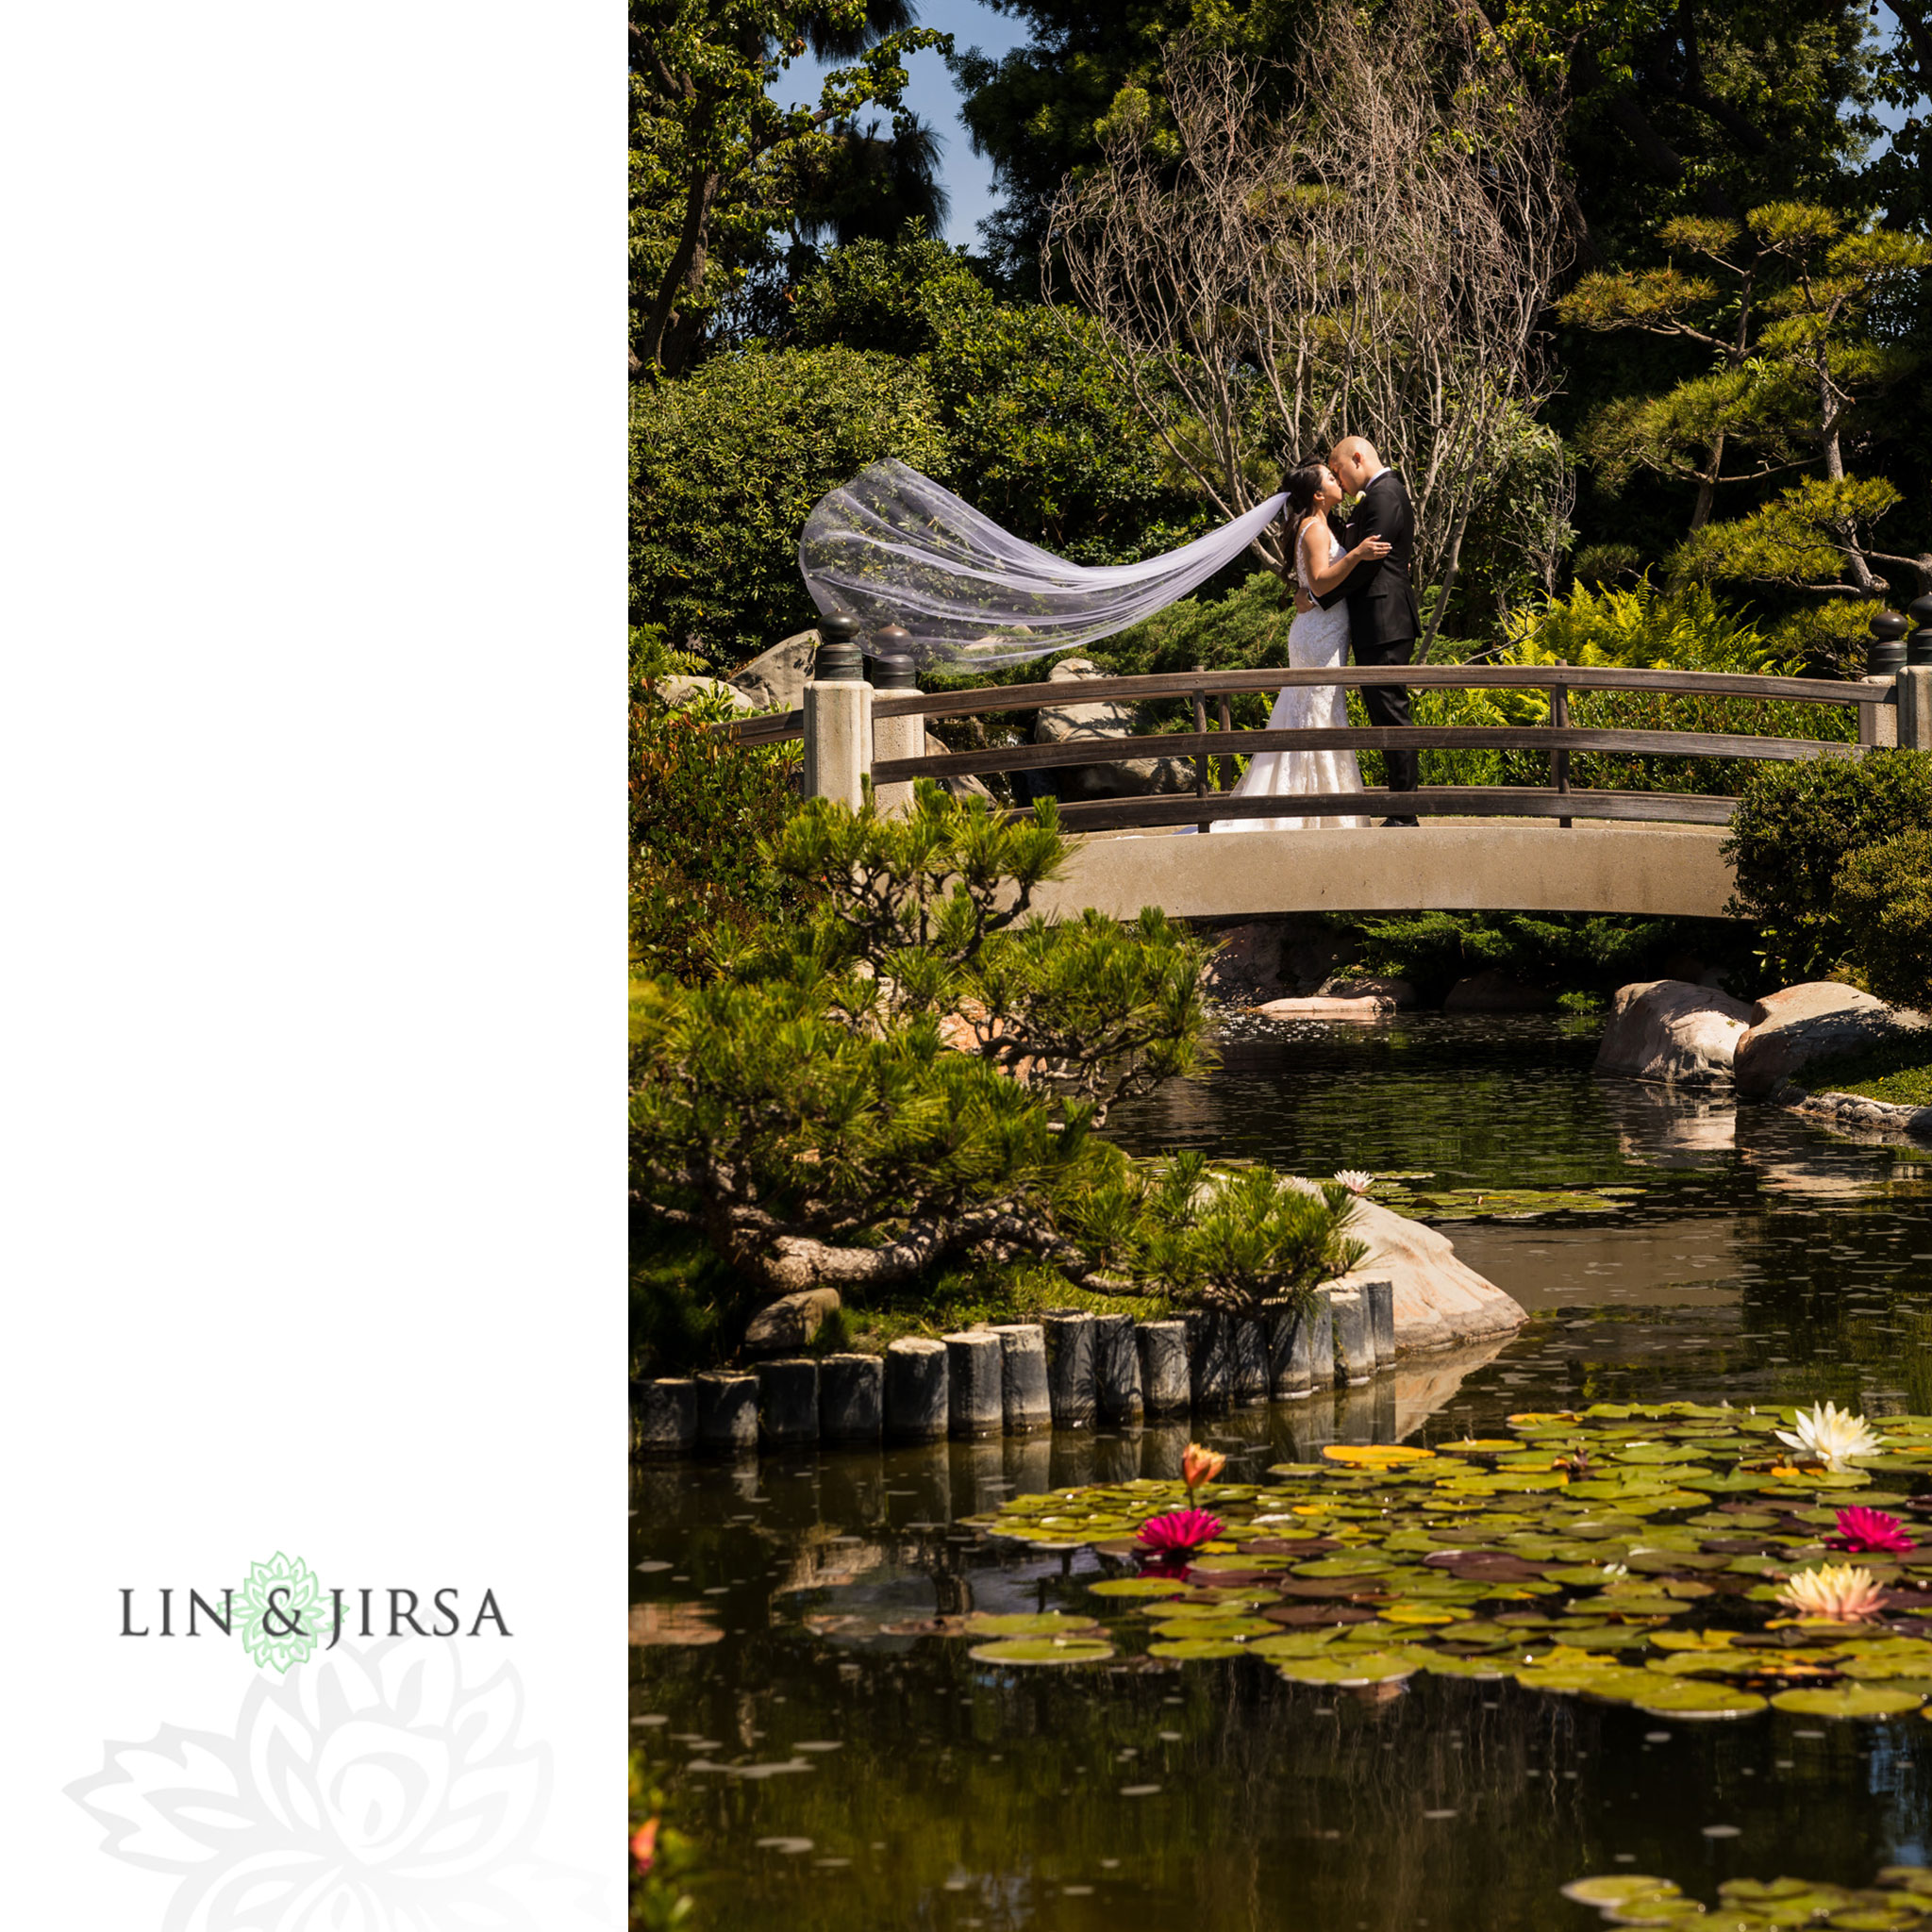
799 458 1288 671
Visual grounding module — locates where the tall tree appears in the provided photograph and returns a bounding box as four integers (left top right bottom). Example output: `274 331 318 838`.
1562 202 1932 593
1496 0 1877 260
951 0 1301 283
631 1 950 375
1046 8 1571 642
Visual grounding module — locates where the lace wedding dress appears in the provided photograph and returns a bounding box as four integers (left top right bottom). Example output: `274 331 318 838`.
1210 520 1369 831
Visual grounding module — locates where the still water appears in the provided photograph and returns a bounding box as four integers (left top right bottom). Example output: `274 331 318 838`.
631 1017 1932 1929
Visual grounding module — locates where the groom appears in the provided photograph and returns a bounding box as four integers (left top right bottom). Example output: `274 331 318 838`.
1317 436 1423 826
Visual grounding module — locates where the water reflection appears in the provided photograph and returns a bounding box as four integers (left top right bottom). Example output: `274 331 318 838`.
635 1016 1932 1929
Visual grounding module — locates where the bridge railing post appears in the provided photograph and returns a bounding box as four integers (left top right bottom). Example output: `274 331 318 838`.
803 613 873 810
1898 594 1932 752
1549 659 1572 828
867 624 921 818
1862 611 1906 751
1191 667 1210 834
1217 695 1236 790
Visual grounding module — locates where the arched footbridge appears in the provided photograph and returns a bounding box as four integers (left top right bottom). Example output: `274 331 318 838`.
724 652 1931 923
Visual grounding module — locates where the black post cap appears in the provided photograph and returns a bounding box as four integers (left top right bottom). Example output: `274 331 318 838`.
1869 608 1908 676
867 625 918 690
813 612 865 682
1909 593 1932 668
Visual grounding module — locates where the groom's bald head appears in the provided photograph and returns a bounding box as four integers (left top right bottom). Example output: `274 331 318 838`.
1329 437 1382 491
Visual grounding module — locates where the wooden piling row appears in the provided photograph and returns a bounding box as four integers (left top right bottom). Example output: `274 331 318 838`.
630 1285 1404 1457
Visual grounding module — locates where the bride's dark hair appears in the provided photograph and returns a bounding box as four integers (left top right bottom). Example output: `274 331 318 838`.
1280 460 1327 525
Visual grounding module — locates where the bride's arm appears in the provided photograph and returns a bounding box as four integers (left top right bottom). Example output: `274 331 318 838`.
1299 516 1391 598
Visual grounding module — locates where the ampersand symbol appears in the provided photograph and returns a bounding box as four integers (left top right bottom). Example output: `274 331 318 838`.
263 1586 305 1637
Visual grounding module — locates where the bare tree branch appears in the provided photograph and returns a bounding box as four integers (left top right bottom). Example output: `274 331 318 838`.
1043 3 1571 634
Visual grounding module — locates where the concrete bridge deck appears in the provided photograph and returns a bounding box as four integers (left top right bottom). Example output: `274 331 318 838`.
1030 819 1735 923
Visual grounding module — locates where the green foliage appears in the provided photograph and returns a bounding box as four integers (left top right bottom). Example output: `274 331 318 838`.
1796 1028 1932 1108
631 0 952 373
630 686 805 980
950 1 1306 282
1343 910 1745 1006
1504 575 1776 673
1834 829 1932 1012
630 345 949 664
631 782 1359 1309
792 230 1206 560
923 299 1204 562
1672 475 1902 597
1724 749 1932 983
789 225 990 357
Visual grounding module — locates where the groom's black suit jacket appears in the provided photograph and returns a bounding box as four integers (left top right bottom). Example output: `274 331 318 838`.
1315 468 1422 648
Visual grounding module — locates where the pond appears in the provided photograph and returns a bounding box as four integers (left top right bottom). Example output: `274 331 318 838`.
631 1016 1932 1930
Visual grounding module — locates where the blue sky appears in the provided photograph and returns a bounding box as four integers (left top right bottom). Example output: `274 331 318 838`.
769 0 1032 244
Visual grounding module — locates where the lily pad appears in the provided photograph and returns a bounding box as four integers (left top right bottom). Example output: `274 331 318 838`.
968 1638 1116 1666
962 1612 1099 1638
1560 1875 1685 1907
1272 1648 1424 1684
1632 1679 1769 1718
1771 1685 1926 1717
1089 1577 1191 1599
1146 1638 1254 1659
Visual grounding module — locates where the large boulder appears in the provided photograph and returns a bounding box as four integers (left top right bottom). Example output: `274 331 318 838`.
1595 978 1757 1085
743 1288 841 1357
1321 974 1420 1008
727 629 817 714
1201 922 1290 1004
1030 658 1192 801
1734 981 1925 1099
655 674 758 714
1331 1196 1528 1353
1257 994 1394 1020
1443 968 1556 1013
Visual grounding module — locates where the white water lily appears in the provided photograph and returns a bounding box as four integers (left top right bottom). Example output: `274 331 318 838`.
1774 1401 1885 1472
1775 1562 1886 1621
1598 1563 1629 1580
1333 1169 1375 1195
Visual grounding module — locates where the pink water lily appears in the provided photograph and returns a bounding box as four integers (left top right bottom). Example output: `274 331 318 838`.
1832 1506 1916 1556
1137 1508 1224 1557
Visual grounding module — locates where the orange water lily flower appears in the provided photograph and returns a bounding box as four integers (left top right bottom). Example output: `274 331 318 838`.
1182 1443 1226 1496
631 1818 659 1874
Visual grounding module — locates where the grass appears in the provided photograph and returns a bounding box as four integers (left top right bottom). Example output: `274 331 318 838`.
1800 1031 1932 1110
630 1214 1172 1377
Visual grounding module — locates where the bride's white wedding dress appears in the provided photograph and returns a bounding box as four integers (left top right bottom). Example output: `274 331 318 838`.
1210 520 1368 831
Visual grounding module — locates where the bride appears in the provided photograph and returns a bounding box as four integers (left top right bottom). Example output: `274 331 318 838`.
1210 460 1390 832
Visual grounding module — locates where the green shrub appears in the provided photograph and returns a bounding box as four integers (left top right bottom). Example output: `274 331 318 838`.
631 783 1360 1311
793 232 1205 566
1835 828 1932 1011
1344 909 1751 1005
630 346 950 666
1502 575 1777 673
923 300 1204 565
630 686 805 981
790 226 991 358
1724 750 1932 984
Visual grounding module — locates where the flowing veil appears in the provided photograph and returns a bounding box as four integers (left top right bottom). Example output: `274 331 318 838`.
799 459 1288 672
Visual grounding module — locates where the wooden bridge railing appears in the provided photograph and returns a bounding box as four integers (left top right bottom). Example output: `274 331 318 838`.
722 648 1930 834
